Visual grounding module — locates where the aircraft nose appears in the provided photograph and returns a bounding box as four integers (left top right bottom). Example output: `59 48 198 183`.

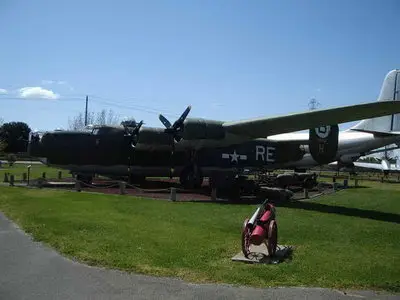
28 131 49 157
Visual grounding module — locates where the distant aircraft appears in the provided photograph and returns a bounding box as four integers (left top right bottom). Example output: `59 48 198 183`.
267 69 400 173
351 158 400 175
28 69 400 189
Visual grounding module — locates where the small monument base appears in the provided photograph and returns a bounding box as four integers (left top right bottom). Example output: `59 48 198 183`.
232 243 293 264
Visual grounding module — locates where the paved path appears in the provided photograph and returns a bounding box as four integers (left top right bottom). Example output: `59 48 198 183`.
0 212 398 300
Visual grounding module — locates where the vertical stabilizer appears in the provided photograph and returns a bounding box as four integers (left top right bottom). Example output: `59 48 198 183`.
351 69 400 133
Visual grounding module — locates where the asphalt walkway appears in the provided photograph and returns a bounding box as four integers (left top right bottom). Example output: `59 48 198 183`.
0 212 397 300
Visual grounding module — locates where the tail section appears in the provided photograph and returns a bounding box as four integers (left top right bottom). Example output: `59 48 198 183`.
351 69 400 133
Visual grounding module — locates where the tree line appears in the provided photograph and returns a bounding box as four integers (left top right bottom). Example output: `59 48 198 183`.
68 109 120 131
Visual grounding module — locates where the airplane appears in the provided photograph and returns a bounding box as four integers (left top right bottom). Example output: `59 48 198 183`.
352 158 400 175
27 69 400 189
263 68 400 173
330 144 400 175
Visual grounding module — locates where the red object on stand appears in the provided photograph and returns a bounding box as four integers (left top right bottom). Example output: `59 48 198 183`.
241 202 278 258
249 210 271 245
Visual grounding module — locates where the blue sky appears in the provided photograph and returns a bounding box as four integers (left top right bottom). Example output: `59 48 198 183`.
0 0 399 131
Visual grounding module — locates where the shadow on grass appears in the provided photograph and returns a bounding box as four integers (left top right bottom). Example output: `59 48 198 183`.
240 246 294 265
276 201 400 224
342 185 370 189
187 197 265 205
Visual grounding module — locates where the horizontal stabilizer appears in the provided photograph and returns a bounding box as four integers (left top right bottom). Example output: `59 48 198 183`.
366 144 400 155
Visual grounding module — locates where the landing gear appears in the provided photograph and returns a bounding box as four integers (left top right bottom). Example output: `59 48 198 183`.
76 174 93 185
128 175 146 184
179 164 203 189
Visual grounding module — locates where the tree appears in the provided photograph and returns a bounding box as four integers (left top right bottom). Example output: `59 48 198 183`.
0 118 5 153
358 156 379 163
0 139 6 153
378 144 397 163
68 112 94 131
68 109 121 130
95 109 120 126
0 121 31 153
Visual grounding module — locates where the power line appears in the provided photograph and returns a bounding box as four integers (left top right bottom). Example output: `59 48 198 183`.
0 94 182 118
87 94 180 117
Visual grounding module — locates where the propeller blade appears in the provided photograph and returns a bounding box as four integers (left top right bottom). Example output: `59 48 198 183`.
159 114 172 129
173 105 191 129
134 120 144 134
125 120 144 148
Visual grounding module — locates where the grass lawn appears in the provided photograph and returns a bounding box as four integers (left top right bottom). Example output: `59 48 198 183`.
0 182 399 292
0 163 72 182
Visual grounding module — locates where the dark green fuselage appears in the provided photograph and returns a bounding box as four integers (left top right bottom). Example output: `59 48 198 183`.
29 126 307 178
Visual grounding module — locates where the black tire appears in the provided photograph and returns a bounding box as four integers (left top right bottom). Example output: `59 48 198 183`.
267 220 278 257
180 165 203 189
241 218 251 258
76 174 93 185
303 178 314 189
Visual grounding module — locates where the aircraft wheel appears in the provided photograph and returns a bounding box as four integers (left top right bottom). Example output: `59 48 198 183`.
180 166 203 189
76 174 93 185
266 220 278 257
128 175 145 184
241 218 251 258
303 178 314 189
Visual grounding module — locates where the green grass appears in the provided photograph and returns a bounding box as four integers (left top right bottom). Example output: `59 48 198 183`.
0 163 72 181
0 183 399 292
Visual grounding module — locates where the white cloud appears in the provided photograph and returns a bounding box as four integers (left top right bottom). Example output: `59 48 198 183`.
0 88 7 94
19 86 59 100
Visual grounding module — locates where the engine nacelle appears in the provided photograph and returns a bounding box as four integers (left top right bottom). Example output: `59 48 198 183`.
182 118 225 140
339 153 361 164
309 124 339 165
136 127 172 145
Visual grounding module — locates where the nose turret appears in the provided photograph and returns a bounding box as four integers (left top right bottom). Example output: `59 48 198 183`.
27 131 48 159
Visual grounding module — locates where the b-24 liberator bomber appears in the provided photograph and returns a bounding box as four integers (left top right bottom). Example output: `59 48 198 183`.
28 69 400 189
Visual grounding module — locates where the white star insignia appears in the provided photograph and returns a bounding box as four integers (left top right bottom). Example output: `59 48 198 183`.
230 150 239 162
221 150 247 163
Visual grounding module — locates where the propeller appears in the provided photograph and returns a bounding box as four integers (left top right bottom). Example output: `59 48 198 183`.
122 120 144 148
158 105 192 178
159 105 191 142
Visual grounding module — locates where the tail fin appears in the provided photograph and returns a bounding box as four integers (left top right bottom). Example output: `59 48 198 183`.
351 69 400 133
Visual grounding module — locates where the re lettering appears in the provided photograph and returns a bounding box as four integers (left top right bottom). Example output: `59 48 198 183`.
256 145 275 162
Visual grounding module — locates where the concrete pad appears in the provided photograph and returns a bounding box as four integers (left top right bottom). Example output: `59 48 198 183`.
232 243 293 264
45 181 75 185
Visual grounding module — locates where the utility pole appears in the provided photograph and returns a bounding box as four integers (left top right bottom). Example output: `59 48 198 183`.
308 98 320 110
84 95 88 126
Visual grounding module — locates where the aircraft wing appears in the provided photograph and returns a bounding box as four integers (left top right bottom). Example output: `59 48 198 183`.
351 159 400 173
353 161 390 171
223 101 400 138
